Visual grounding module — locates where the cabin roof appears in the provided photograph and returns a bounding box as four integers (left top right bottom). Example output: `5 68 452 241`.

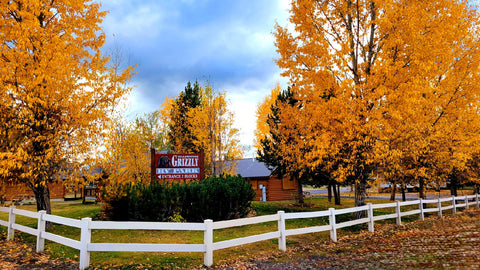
233 158 273 178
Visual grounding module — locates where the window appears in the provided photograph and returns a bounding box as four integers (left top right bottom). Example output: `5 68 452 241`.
282 175 296 190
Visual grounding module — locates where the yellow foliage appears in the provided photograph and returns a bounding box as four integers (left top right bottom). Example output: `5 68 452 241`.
162 84 244 178
98 109 169 196
188 86 244 177
271 0 480 201
254 83 281 152
0 0 134 210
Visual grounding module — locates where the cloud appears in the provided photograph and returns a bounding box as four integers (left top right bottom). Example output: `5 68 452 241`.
99 0 290 154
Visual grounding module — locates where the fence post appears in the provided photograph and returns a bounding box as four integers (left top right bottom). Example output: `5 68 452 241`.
395 201 401 225
419 198 424 221
329 208 337 242
367 203 374 232
204 219 213 267
476 193 479 209
79 217 92 270
465 195 469 210
7 205 15 240
277 211 286 251
451 196 456 215
36 210 47 252
437 198 442 218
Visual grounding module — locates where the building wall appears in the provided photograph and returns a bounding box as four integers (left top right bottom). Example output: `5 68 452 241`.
247 176 297 201
2 181 65 201
267 175 297 201
247 177 269 201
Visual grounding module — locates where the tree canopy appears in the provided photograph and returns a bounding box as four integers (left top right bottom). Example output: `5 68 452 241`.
0 0 134 213
272 0 480 208
161 83 244 178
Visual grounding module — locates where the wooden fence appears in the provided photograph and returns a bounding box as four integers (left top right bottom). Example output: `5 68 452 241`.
0 194 479 269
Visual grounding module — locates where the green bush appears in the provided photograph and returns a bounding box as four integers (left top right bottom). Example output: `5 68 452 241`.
100 175 255 222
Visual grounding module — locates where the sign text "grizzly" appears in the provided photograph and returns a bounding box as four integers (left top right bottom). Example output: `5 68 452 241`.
171 155 199 167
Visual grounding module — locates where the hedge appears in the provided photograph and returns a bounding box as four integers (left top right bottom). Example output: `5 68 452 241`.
100 175 256 222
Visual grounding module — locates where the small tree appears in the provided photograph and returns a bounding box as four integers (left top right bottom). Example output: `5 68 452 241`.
168 81 202 154
257 87 311 204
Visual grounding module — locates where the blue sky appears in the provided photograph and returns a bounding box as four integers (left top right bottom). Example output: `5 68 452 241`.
99 0 290 154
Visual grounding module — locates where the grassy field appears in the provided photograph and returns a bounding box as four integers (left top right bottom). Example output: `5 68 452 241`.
0 195 441 269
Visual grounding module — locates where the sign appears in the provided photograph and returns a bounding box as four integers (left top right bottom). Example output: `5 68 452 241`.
154 153 204 180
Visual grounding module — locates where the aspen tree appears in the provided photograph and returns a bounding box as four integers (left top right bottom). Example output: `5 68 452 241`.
161 84 244 178
274 0 480 211
0 0 133 213
188 87 243 177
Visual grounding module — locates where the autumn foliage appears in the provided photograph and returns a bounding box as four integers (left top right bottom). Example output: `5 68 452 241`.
0 0 133 213
259 0 480 209
162 83 244 178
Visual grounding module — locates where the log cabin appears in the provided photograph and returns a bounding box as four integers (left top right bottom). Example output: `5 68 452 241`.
233 158 298 201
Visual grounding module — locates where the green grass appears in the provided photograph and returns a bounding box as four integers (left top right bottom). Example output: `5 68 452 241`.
0 196 450 269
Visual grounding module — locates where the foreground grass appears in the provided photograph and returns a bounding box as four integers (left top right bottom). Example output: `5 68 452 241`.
0 196 439 269
210 209 480 269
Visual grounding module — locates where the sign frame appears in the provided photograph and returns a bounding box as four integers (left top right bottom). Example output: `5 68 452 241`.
151 152 204 181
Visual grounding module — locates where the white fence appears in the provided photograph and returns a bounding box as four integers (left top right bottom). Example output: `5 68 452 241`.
0 194 479 269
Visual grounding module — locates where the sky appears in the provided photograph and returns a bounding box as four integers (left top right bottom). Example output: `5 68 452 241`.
98 0 291 156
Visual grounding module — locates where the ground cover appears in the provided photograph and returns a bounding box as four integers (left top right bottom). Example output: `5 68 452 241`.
209 209 480 269
0 195 476 269
0 198 358 268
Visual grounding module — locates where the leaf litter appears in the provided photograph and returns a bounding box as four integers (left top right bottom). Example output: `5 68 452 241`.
2 209 480 269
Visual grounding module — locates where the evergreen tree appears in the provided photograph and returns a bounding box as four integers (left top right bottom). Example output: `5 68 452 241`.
257 87 309 203
168 81 201 153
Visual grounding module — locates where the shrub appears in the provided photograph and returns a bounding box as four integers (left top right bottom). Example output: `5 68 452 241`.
100 175 255 222
180 175 256 221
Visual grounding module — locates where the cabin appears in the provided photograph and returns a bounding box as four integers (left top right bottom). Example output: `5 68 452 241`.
1 168 104 204
1 181 65 203
233 158 298 201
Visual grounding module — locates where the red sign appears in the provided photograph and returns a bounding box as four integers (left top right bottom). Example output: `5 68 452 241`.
154 153 204 180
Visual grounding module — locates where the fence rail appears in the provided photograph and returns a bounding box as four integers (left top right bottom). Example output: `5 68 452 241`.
0 194 479 270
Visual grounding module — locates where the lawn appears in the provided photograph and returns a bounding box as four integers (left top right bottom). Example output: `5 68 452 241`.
0 196 434 269
209 208 480 269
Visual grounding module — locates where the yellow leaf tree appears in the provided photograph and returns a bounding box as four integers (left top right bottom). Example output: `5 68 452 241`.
162 83 244 178
254 83 281 152
188 86 244 177
274 0 480 211
99 112 166 196
374 0 480 198
0 0 133 213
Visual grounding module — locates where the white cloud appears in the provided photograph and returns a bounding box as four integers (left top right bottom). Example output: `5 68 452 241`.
101 1 174 43
222 72 288 157
98 0 292 155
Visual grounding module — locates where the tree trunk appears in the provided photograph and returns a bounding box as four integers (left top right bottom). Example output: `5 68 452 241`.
33 184 52 228
297 176 304 204
449 172 458 197
389 181 396 201
354 178 367 219
419 178 426 199
401 184 406 201
327 182 332 202
33 184 52 214
334 183 341 205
